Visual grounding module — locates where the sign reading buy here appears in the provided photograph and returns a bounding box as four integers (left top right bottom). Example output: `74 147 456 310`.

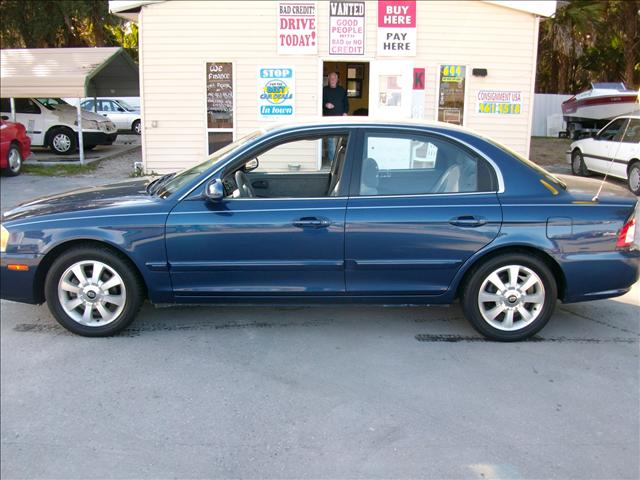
278 2 317 54
378 0 416 56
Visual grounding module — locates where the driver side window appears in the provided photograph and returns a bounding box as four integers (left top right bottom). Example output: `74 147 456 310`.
223 134 348 199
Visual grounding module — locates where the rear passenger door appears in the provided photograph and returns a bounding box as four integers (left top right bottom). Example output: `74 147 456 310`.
345 129 502 296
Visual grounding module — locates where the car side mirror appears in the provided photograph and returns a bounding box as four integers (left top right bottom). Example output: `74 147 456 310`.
204 179 224 201
243 158 259 172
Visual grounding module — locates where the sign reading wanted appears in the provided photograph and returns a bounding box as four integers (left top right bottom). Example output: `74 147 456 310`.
329 1 365 55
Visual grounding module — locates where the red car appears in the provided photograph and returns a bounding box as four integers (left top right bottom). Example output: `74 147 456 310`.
0 119 31 176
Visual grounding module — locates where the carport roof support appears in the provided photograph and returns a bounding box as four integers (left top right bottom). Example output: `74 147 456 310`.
0 47 139 98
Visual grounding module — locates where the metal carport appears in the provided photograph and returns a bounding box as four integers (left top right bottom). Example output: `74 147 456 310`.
0 47 139 164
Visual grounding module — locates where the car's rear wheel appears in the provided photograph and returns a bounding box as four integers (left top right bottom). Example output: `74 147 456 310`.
571 150 589 176
44 246 144 336
461 253 557 341
3 144 22 176
627 162 640 195
49 128 77 155
132 120 141 135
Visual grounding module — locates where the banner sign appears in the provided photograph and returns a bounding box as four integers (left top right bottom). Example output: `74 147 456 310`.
377 0 416 56
278 2 317 54
329 1 365 55
258 67 295 119
206 62 233 129
477 90 522 114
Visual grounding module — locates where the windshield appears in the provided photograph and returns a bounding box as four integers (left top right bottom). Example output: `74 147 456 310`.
116 100 137 111
484 137 567 190
35 98 69 109
155 129 264 198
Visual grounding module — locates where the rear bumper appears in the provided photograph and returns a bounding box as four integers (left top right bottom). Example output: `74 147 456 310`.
562 250 640 303
0 253 42 304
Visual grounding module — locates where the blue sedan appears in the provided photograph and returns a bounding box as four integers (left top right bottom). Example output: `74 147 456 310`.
1 120 638 340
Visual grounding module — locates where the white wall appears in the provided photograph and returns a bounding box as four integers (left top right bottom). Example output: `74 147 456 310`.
532 93 572 136
139 0 540 172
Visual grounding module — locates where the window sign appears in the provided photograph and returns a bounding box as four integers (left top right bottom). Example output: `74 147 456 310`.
329 1 365 55
206 62 234 154
258 67 295 120
377 0 416 56
438 65 466 125
278 2 317 54
477 90 522 115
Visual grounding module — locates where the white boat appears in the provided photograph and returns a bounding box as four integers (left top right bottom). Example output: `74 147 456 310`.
562 82 639 124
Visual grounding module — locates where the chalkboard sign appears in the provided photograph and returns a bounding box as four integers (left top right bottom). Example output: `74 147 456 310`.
206 62 233 129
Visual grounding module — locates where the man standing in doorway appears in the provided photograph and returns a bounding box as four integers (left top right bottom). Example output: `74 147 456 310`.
323 72 349 116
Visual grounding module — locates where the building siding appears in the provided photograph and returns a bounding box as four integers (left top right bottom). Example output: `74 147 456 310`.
139 0 539 172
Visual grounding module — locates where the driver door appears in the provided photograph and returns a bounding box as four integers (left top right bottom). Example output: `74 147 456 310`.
165 131 353 298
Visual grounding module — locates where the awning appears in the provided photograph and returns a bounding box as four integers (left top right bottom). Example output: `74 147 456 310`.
0 47 139 99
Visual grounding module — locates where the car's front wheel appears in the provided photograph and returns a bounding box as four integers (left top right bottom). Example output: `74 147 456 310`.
571 149 589 176
48 128 77 155
132 120 141 135
44 246 144 336
461 253 557 341
627 162 640 195
3 144 22 176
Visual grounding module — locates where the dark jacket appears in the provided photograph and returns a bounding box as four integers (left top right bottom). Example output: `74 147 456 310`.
322 85 349 116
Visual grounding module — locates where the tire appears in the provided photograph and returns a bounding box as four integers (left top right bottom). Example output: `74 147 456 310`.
627 162 640 195
44 246 144 336
571 150 589 176
461 253 557 341
3 143 22 176
48 127 77 155
132 119 141 135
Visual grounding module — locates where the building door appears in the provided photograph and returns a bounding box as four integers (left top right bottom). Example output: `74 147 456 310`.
368 61 413 118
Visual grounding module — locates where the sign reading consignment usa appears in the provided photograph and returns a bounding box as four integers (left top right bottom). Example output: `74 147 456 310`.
329 1 365 55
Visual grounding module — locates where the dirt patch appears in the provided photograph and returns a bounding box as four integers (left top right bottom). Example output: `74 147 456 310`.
529 136 572 167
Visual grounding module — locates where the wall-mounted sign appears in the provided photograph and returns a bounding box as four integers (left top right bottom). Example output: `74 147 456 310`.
258 67 295 119
477 90 522 114
206 62 233 129
377 0 416 56
438 65 466 125
329 1 365 55
278 2 317 54
412 67 425 90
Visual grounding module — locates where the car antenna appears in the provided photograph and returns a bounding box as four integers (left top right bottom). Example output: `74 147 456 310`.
591 114 633 202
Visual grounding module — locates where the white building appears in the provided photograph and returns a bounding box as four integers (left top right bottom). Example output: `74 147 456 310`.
110 0 556 173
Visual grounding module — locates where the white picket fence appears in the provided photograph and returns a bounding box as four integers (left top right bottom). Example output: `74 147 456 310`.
532 93 573 137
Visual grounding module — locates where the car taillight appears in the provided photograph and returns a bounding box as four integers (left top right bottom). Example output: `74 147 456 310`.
616 217 636 249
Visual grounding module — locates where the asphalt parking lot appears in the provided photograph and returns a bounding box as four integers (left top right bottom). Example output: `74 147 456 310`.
1 143 639 479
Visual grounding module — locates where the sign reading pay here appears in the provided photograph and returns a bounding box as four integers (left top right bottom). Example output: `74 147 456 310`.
377 0 416 56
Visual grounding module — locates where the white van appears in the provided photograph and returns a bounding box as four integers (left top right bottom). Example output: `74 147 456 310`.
0 98 118 155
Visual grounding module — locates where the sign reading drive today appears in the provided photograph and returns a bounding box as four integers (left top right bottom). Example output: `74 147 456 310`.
377 0 416 56
278 1 317 54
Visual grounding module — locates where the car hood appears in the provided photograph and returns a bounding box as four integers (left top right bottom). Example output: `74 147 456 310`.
48 104 112 124
1 179 157 223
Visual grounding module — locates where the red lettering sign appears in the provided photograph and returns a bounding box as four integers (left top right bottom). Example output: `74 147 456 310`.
378 1 416 28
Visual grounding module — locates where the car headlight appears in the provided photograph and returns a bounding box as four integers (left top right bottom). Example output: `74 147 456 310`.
84 120 99 130
0 224 9 253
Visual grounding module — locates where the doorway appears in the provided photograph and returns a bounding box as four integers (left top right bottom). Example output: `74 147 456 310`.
322 61 369 117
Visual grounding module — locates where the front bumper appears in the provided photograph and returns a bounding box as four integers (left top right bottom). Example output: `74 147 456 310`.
82 132 118 146
0 253 43 304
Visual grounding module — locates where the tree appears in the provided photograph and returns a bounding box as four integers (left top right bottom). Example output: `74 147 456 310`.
536 0 639 93
0 0 138 60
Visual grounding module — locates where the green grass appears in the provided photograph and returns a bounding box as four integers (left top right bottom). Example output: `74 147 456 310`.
22 162 99 176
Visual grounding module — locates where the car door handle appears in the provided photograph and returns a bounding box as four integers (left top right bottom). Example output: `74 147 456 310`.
293 217 331 228
449 216 487 227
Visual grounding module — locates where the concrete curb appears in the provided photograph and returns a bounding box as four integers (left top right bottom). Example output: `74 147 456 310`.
25 144 141 167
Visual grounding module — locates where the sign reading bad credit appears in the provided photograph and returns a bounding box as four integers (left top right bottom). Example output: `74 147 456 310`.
278 2 317 54
477 90 522 114
377 0 416 56
258 67 295 119
329 1 365 55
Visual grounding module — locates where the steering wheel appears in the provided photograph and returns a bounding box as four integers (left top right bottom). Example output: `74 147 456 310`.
234 170 255 198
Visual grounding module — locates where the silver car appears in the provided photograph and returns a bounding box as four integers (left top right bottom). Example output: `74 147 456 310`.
81 98 141 135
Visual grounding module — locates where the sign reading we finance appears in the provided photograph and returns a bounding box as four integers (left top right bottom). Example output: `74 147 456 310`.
278 2 317 54
377 0 416 56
